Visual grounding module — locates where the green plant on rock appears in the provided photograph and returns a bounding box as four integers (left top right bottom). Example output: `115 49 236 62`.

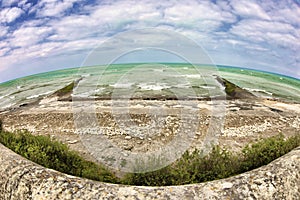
240 134 299 171
54 82 75 96
122 133 300 186
0 122 298 186
0 129 118 183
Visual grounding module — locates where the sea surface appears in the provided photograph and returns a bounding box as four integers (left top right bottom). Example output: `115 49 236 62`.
0 63 299 110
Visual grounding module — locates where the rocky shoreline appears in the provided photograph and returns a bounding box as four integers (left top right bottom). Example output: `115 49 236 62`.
0 76 299 166
0 95 299 164
0 77 299 198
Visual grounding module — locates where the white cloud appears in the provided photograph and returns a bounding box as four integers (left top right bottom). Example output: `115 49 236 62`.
223 39 247 46
48 15 99 41
10 42 59 59
245 45 269 52
0 0 299 82
258 0 300 26
47 1 165 41
275 7 300 26
0 26 8 37
1 0 19 7
0 41 9 48
20 19 48 27
58 38 104 53
89 1 163 25
164 1 236 31
0 47 10 57
0 7 24 23
230 19 300 49
35 0 82 17
10 26 53 47
18 0 33 12
230 0 270 20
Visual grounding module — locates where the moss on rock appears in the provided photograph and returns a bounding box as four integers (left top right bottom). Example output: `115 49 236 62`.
216 76 257 100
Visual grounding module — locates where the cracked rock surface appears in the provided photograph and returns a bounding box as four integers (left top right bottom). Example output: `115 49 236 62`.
0 98 299 199
0 144 299 199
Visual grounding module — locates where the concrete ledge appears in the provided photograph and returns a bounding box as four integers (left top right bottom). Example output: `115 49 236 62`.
0 143 299 200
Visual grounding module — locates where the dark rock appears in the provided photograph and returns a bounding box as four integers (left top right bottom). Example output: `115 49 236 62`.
51 77 82 101
216 76 257 100
269 107 283 113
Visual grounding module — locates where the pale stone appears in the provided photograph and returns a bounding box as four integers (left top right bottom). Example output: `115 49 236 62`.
222 182 233 189
125 136 132 140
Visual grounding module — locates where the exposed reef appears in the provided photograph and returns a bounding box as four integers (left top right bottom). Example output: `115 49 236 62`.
51 78 82 101
216 76 257 100
0 75 299 199
51 76 258 102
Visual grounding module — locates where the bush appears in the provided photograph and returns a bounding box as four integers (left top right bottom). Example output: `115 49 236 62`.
122 133 300 186
0 128 298 186
122 147 240 186
0 130 118 183
240 134 300 172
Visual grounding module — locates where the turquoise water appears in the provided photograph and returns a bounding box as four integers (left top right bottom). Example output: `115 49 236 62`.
0 64 299 109
217 66 300 101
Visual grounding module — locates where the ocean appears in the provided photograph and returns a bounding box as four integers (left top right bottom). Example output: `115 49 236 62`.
0 63 299 110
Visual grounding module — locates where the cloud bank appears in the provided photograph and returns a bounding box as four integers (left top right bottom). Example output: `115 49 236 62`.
0 0 299 82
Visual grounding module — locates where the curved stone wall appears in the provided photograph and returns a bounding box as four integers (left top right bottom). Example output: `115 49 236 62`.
0 143 299 200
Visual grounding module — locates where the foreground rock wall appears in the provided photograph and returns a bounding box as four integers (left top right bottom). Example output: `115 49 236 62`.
0 143 299 200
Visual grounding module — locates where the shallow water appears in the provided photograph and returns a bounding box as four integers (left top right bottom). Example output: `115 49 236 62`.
0 64 299 110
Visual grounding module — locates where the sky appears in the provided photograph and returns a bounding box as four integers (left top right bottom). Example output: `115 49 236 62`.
0 0 299 83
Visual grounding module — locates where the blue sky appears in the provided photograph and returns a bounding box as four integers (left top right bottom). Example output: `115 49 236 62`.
0 0 299 83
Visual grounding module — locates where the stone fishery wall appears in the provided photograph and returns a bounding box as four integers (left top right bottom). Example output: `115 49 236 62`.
0 143 299 200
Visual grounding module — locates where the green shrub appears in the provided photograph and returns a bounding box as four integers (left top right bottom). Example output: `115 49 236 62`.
122 146 240 186
240 134 300 172
0 130 118 183
0 128 298 186
122 134 300 186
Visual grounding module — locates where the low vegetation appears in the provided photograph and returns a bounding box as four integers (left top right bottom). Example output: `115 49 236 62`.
53 81 75 97
0 128 117 183
124 134 300 186
216 76 256 99
0 119 299 186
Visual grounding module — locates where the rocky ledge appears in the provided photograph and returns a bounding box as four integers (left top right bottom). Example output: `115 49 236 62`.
0 77 299 199
0 143 299 199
